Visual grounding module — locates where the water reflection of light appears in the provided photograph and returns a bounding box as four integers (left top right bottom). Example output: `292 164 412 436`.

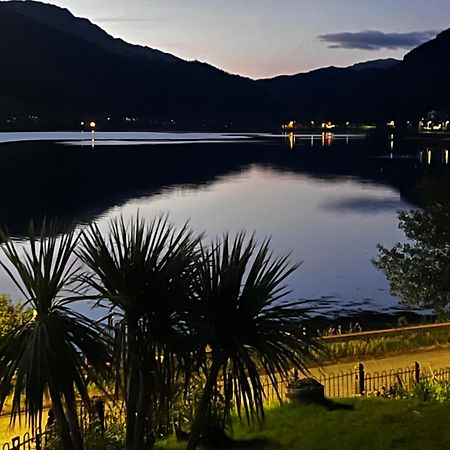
388 133 395 152
310 135 314 148
322 132 333 147
428 149 432 165
445 149 449 165
91 138 95 148
288 132 296 149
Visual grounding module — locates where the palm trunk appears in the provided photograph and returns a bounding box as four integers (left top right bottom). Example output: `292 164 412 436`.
126 317 141 450
64 388 85 450
131 367 147 450
136 345 158 449
49 386 75 450
186 357 223 450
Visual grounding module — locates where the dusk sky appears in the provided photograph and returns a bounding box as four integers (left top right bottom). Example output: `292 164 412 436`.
32 0 450 78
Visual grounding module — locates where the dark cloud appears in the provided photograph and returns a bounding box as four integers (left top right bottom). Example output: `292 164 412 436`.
318 30 438 50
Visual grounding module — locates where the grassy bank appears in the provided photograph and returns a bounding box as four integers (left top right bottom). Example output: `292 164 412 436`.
319 328 450 364
156 399 450 450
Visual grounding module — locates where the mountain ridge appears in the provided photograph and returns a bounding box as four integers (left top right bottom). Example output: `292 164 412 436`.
0 0 181 64
0 0 449 125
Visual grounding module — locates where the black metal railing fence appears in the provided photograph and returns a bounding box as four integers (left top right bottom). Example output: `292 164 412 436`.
3 361 450 448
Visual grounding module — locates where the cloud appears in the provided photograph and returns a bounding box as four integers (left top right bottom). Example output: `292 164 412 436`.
318 30 438 50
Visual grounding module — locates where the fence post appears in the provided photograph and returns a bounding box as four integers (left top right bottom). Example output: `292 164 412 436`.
415 361 421 383
94 399 106 435
36 429 42 450
11 437 20 450
358 363 365 396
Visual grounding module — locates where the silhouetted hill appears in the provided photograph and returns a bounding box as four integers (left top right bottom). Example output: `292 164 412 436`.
0 1 180 64
0 1 449 125
348 58 400 71
0 1 277 124
262 30 450 122
396 28 450 114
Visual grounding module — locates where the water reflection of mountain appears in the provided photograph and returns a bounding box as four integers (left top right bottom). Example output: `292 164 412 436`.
0 139 447 236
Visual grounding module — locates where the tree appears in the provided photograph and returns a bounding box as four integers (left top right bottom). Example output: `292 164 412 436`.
186 233 320 450
78 215 200 450
0 223 110 450
374 177 450 312
0 294 31 338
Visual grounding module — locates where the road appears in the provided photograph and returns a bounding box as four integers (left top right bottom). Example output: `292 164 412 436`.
316 345 450 376
0 407 49 445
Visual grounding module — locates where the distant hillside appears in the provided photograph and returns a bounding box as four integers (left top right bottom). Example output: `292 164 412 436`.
0 1 449 126
397 28 450 114
348 58 400 71
262 30 450 122
0 1 180 63
0 1 277 124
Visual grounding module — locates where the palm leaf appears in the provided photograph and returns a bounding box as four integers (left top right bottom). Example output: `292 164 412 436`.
187 232 321 449
0 222 111 438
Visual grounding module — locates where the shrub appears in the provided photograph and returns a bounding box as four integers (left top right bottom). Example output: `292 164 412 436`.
380 379 450 402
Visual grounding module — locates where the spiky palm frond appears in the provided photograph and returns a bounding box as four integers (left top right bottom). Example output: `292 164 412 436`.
78 215 198 322
78 215 200 450
187 232 321 449
0 223 110 435
78 214 201 362
0 308 109 428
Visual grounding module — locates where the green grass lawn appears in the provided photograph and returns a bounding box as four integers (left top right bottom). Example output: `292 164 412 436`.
2 399 450 449
156 399 450 450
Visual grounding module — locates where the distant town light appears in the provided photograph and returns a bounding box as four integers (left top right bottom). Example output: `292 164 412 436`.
282 120 296 130
90 121 96 128
322 122 335 130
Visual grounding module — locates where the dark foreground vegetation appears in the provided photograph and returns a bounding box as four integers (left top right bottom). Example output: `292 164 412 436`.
0 216 320 450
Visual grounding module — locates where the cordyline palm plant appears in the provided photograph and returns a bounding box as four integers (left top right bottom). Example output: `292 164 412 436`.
78 215 200 450
0 223 111 450
186 233 321 450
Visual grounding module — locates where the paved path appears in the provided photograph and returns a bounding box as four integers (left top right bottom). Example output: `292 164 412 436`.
261 346 450 401
0 411 49 445
298 346 450 398
317 346 450 376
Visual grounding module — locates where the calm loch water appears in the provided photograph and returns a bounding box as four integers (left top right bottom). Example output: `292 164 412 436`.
0 132 448 315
